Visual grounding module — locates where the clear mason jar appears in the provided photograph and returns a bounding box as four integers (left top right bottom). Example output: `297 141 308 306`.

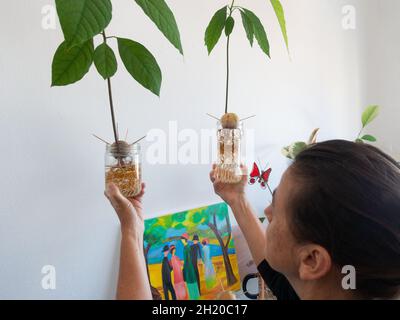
215 121 243 183
105 142 142 198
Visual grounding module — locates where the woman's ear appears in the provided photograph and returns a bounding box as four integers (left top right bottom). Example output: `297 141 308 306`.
297 244 332 281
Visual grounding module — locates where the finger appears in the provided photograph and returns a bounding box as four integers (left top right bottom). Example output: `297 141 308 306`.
105 182 117 198
133 184 145 199
212 163 217 170
130 198 142 211
209 170 216 183
105 183 128 208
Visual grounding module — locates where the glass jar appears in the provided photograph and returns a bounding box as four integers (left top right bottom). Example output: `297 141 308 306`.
215 122 243 183
105 142 142 198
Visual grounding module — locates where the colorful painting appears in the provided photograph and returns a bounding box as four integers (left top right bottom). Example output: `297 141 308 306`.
143 203 241 300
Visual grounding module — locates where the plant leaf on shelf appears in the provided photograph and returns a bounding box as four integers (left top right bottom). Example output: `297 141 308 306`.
225 16 235 37
242 9 270 58
281 146 291 158
117 38 162 96
240 10 254 46
205 6 228 55
55 0 112 46
134 0 183 55
362 105 380 128
361 134 377 142
270 0 289 53
51 39 94 86
94 43 117 79
289 141 307 159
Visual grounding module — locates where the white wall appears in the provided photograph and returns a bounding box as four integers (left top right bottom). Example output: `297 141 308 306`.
356 0 400 158
0 0 398 299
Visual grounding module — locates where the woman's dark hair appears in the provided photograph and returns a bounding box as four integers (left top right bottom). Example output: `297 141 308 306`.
289 140 400 299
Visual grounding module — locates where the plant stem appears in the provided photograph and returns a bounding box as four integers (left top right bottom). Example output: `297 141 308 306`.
102 31 119 145
225 35 230 114
357 126 364 140
224 0 236 115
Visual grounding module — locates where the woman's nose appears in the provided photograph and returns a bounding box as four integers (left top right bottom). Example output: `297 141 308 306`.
264 206 272 223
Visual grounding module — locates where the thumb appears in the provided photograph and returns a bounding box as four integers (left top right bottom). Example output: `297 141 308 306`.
105 183 129 210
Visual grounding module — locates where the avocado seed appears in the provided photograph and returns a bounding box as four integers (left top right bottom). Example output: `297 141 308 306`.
220 113 239 129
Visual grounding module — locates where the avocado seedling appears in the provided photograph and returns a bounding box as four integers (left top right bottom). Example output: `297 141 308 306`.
204 0 289 181
356 105 380 143
51 0 183 196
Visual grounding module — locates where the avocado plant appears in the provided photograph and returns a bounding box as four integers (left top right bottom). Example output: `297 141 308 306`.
51 0 183 149
204 0 289 129
356 105 380 143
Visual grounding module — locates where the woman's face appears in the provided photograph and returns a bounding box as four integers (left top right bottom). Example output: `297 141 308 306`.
264 169 300 278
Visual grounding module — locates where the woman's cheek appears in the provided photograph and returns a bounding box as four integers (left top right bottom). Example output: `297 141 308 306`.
265 225 276 265
265 222 287 272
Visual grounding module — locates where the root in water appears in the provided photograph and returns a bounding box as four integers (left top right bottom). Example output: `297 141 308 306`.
105 163 141 197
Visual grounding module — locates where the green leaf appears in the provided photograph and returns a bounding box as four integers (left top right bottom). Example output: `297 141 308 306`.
205 6 227 55
281 146 291 159
270 0 289 53
225 16 235 37
240 10 254 46
362 105 380 128
51 40 94 86
117 38 162 96
242 9 270 58
361 134 377 142
55 0 112 46
134 0 183 55
289 141 307 159
93 43 117 79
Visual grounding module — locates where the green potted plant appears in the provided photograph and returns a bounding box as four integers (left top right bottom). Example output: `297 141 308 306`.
51 0 183 197
281 128 319 160
204 0 289 183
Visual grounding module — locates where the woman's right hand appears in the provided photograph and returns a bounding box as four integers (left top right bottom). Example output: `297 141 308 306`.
104 182 146 237
209 164 248 205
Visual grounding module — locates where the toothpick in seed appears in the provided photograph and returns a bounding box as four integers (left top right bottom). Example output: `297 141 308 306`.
92 134 111 145
130 135 147 146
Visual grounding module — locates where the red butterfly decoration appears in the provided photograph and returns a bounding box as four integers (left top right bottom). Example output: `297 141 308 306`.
249 162 272 189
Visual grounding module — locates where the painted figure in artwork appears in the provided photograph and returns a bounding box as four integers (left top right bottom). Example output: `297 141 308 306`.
190 234 203 294
161 245 176 300
181 233 200 300
169 245 188 300
201 238 217 289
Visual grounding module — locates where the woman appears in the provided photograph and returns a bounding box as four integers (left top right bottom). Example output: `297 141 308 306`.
170 245 189 300
201 239 217 290
105 140 400 300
